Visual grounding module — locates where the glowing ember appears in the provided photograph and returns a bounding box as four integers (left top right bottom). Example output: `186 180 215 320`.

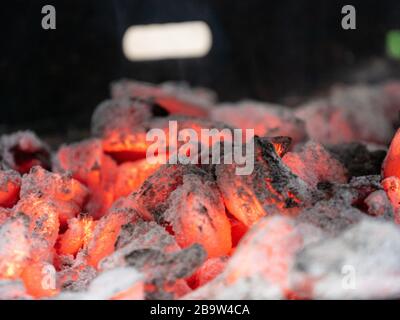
0 169 21 208
216 137 314 227
382 129 400 179
0 79 399 300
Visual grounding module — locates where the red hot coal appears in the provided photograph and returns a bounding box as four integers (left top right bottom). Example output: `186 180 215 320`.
0 80 400 300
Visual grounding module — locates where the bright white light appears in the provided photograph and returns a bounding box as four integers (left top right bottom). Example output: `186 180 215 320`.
122 21 212 61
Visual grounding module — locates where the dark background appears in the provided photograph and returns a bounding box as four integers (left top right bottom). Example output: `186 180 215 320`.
1 0 400 138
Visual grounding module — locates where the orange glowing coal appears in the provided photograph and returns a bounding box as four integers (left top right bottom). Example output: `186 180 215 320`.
1 80 398 300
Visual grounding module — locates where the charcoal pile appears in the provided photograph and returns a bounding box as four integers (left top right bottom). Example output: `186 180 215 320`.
1 79 400 299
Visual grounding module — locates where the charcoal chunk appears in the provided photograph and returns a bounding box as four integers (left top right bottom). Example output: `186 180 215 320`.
0 131 50 174
328 142 386 177
216 137 316 227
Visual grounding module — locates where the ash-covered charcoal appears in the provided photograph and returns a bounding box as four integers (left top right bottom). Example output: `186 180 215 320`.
211 101 307 147
91 98 153 157
100 221 180 270
54 139 118 218
0 213 31 280
114 221 179 253
101 223 206 299
364 190 394 220
188 256 228 289
57 267 144 300
327 142 387 177
14 194 60 257
292 219 400 299
382 128 400 179
322 175 383 208
163 174 232 258
85 196 142 268
282 141 348 188
0 131 51 174
295 89 394 145
111 79 212 117
57 263 97 293
0 169 21 208
132 164 211 223
20 166 88 225
296 198 364 237
216 136 316 228
331 84 399 128
0 214 59 298
0 280 32 300
185 216 304 300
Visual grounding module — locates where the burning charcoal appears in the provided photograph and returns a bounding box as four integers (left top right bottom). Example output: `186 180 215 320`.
98 220 205 299
382 129 400 179
0 280 32 299
103 244 205 299
364 190 394 220
163 174 232 258
0 131 50 174
57 216 96 256
188 256 228 289
57 267 144 300
295 90 394 145
1 211 57 298
111 79 212 117
20 166 88 225
91 98 153 157
85 197 142 268
328 142 387 177
133 164 209 222
93 103 233 162
20 261 59 298
0 169 21 208
131 163 233 259
269 136 292 157
100 221 180 271
0 214 31 280
185 216 304 299
54 139 118 218
282 141 348 188
211 101 307 146
228 214 248 247
382 176 400 223
292 219 400 299
14 195 60 257
114 157 163 199
216 137 315 228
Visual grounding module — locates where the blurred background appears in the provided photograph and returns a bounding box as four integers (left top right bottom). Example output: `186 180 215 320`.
1 0 400 139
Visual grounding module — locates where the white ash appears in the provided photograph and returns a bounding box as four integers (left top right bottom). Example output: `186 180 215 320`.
292 219 400 299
